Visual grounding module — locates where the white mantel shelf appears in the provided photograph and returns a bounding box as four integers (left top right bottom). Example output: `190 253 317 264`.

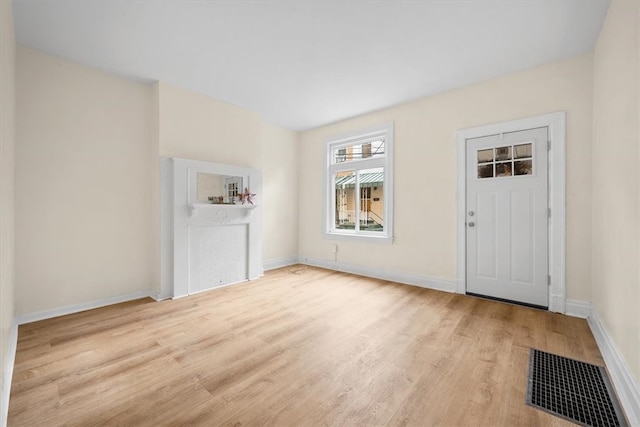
188 203 257 217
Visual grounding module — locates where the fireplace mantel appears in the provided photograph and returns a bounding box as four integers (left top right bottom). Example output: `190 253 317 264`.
160 157 263 299
188 202 257 218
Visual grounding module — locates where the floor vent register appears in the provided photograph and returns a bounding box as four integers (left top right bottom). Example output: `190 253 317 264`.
526 349 627 427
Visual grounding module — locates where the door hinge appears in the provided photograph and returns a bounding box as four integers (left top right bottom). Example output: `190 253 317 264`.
547 140 551 151
548 208 551 219
548 275 551 285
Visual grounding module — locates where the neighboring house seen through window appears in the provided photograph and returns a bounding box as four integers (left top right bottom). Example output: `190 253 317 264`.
324 123 394 242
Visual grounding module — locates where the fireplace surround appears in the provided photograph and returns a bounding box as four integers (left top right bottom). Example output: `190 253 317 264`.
160 157 262 299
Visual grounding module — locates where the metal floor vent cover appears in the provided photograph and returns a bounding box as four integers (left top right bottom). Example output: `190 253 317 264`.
526 349 627 427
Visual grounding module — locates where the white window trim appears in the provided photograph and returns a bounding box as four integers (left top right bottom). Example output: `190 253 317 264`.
323 122 394 244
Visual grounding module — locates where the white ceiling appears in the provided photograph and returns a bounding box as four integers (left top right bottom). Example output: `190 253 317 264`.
13 1 610 131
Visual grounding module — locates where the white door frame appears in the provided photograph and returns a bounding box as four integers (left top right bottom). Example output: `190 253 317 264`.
456 112 566 313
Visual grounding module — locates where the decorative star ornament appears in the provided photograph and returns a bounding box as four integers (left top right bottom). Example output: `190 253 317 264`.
239 187 256 205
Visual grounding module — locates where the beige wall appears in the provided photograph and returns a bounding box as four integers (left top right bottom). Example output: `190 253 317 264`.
157 82 262 168
16 48 153 315
261 122 299 265
0 0 16 409
299 54 593 301
149 83 160 296
592 0 640 382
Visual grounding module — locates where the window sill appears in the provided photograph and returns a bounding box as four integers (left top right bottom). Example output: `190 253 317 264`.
323 231 394 244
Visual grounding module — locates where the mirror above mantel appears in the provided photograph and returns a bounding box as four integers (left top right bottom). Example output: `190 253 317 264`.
196 172 243 204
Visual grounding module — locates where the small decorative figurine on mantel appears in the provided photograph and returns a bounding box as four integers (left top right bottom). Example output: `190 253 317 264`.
238 188 256 205
207 196 224 204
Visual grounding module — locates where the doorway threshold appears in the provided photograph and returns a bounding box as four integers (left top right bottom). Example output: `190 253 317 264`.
466 292 548 311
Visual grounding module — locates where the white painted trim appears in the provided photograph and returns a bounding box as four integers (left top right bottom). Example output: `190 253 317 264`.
564 299 592 319
162 157 263 299
300 257 456 293
150 291 170 302
455 126 467 295
456 111 566 312
15 290 156 325
185 279 250 296
323 122 394 244
588 309 640 426
263 257 300 271
1 320 18 427
159 157 174 300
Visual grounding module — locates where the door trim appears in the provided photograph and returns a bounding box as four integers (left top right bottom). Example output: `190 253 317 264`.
456 112 566 313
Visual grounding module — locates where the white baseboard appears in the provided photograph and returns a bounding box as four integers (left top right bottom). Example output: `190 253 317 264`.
588 309 640 426
150 291 171 301
263 257 300 272
1 320 18 427
565 299 591 318
300 257 457 293
15 290 157 325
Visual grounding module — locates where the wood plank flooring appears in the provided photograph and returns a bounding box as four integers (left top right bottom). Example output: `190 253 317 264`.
9 265 604 426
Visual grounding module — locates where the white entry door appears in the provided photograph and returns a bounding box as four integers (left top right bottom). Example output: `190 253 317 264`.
466 127 548 307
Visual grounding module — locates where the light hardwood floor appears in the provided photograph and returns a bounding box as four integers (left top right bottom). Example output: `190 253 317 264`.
9 265 603 426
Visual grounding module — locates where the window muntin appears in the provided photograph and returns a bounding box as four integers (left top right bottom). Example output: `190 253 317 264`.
227 182 239 198
476 142 533 179
332 138 385 164
325 124 393 242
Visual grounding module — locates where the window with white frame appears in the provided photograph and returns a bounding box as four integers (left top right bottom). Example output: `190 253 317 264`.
324 122 393 242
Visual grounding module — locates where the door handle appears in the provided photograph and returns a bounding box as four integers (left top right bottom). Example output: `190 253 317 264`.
468 221 475 227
